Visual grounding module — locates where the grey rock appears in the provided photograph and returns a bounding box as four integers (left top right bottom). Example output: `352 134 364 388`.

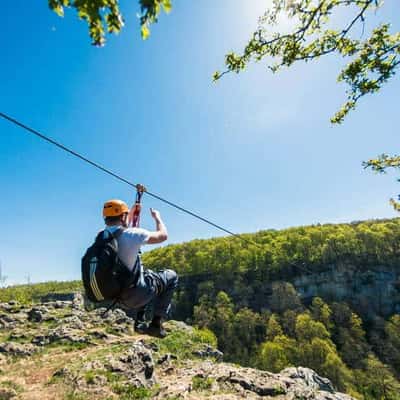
0 341 36 356
167 320 194 333
123 343 155 380
145 341 159 352
63 316 86 330
89 330 110 340
54 300 72 309
88 374 107 386
193 345 223 361
293 265 399 319
281 367 334 393
157 353 178 365
82 360 104 371
0 303 13 312
103 341 155 386
0 314 17 324
107 359 126 373
32 326 90 346
218 369 286 396
42 300 72 309
52 367 71 378
31 335 50 346
48 326 90 344
0 313 27 331
8 332 29 342
28 306 49 322
194 362 356 400
72 293 84 310
104 308 133 324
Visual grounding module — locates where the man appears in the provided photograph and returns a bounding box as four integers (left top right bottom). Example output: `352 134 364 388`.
102 199 178 338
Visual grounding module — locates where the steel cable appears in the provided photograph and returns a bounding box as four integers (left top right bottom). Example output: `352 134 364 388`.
0 111 257 247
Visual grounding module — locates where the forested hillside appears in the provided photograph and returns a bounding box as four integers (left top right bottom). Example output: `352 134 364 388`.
143 218 400 399
0 219 399 398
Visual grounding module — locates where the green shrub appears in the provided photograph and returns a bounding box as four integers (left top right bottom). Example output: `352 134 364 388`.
112 383 153 399
191 376 214 391
154 326 217 359
0 380 24 393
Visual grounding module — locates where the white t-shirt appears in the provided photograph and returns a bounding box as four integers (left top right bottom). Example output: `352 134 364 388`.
104 226 150 270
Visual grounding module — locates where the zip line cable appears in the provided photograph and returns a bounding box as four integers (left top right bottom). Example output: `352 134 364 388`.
0 111 256 247
1 112 315 275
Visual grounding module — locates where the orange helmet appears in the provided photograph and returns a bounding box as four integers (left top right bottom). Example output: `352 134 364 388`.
103 199 129 217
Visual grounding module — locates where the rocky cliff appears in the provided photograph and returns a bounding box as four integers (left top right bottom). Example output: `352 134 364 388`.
0 296 354 400
175 262 400 323
293 263 400 318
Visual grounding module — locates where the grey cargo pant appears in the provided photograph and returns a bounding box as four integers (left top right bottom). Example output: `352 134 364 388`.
120 267 178 319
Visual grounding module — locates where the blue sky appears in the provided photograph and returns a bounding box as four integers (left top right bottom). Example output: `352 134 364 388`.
1 1 399 284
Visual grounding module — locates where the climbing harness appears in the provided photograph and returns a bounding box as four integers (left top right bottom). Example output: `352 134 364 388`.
130 184 146 228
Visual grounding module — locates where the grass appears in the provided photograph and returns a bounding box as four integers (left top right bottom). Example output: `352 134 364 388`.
64 391 89 400
152 325 217 360
84 370 96 385
191 376 214 391
111 383 154 399
45 340 91 352
6 332 34 344
82 343 131 364
101 369 123 384
0 380 24 393
104 326 124 336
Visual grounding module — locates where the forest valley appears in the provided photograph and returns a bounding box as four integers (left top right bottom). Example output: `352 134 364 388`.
143 218 400 399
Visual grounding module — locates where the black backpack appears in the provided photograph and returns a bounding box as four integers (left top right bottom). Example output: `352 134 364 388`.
81 228 139 303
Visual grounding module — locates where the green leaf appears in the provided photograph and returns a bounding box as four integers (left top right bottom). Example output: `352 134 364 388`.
162 0 172 13
212 71 221 82
141 24 150 40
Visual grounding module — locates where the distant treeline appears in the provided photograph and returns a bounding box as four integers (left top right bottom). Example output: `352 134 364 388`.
143 218 400 279
0 281 82 304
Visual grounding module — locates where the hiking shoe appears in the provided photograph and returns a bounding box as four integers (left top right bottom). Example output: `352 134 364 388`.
146 322 167 338
134 320 148 334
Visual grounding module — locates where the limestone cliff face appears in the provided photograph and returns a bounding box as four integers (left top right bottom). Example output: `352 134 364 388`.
0 297 355 400
176 263 400 322
293 263 400 318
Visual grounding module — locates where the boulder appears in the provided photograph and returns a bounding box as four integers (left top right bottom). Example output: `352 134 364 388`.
193 344 223 361
281 367 334 392
27 306 49 322
0 341 36 356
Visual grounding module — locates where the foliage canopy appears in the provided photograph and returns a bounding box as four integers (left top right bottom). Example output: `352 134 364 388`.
48 0 172 45
215 0 400 124
48 1 400 125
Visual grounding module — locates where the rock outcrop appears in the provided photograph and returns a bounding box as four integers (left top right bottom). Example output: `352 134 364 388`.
0 297 355 399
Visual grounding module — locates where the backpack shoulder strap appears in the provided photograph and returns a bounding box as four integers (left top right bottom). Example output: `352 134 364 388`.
94 230 105 243
111 227 125 239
